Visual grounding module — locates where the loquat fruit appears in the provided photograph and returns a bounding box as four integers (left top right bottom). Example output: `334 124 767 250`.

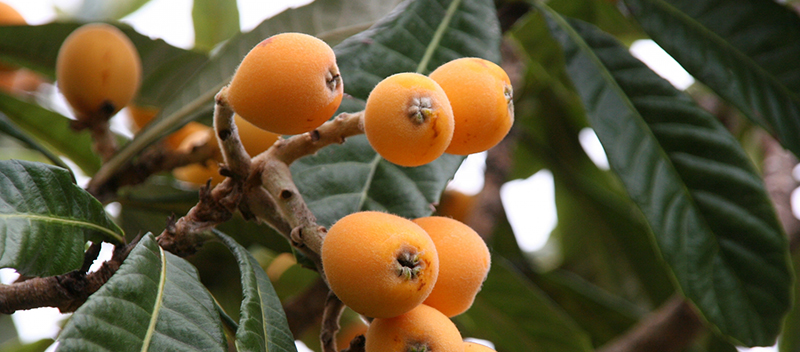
413 216 490 317
0 2 25 73
429 57 513 155
464 342 496 352
364 72 454 167
226 32 343 135
365 304 463 352
336 318 369 349
436 189 477 223
56 23 141 121
0 2 24 26
172 126 225 187
322 211 439 318
234 113 280 156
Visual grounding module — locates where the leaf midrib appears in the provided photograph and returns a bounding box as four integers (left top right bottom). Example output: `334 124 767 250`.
543 3 759 332
0 213 123 243
141 246 168 352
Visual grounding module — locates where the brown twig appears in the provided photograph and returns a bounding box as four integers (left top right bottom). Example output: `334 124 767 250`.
88 140 217 202
598 295 704 352
320 292 346 352
762 134 800 251
0 237 139 314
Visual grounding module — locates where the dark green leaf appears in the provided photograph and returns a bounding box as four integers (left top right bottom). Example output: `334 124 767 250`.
192 0 240 52
623 0 800 158
93 0 399 192
542 8 792 346
292 135 462 227
215 231 297 352
455 258 594 352
335 0 502 100
0 111 70 172
0 160 123 276
0 93 100 175
779 252 800 352
57 233 227 352
0 22 208 108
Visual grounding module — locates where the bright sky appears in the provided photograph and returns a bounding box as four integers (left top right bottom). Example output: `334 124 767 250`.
0 0 779 351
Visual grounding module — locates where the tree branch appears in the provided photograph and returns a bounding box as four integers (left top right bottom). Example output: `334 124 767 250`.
598 295 704 352
0 237 140 314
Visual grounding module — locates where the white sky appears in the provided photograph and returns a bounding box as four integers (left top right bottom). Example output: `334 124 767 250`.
0 0 779 351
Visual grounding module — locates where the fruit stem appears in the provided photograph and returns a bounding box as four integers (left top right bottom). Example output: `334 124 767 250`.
320 292 346 352
214 87 251 179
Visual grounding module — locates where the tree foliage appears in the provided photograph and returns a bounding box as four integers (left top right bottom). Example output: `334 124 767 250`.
0 0 797 351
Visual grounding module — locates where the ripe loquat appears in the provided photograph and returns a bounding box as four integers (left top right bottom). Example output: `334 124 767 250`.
365 304 463 352
364 72 454 167
234 113 280 156
413 216 490 317
436 189 477 223
0 2 24 26
321 211 439 318
429 57 513 155
464 342 496 352
172 126 225 187
226 32 343 135
56 23 141 121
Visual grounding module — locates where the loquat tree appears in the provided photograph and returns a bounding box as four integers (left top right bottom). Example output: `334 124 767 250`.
0 0 798 351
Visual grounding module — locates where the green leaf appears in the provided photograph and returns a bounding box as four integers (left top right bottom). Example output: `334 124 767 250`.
542 8 792 346
57 233 227 352
779 252 800 352
0 22 208 108
0 93 100 175
0 160 123 276
292 135 462 227
93 0 399 192
455 258 594 352
623 0 800 158
214 231 297 352
335 0 502 101
192 0 240 52
0 111 70 172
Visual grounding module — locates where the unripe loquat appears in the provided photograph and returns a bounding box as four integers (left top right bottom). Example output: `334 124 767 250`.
364 72 454 167
413 216 490 317
56 23 142 121
365 304 463 352
464 342 496 352
429 57 513 155
226 32 343 135
322 211 439 318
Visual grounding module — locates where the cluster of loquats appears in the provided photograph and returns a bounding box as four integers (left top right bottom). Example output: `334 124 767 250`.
364 57 514 167
322 211 493 351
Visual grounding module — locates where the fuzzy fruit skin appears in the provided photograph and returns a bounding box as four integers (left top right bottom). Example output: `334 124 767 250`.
429 57 513 155
365 304 464 352
322 211 439 318
56 23 141 120
0 2 24 25
413 216 490 317
464 342 496 352
226 32 343 135
364 72 454 167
